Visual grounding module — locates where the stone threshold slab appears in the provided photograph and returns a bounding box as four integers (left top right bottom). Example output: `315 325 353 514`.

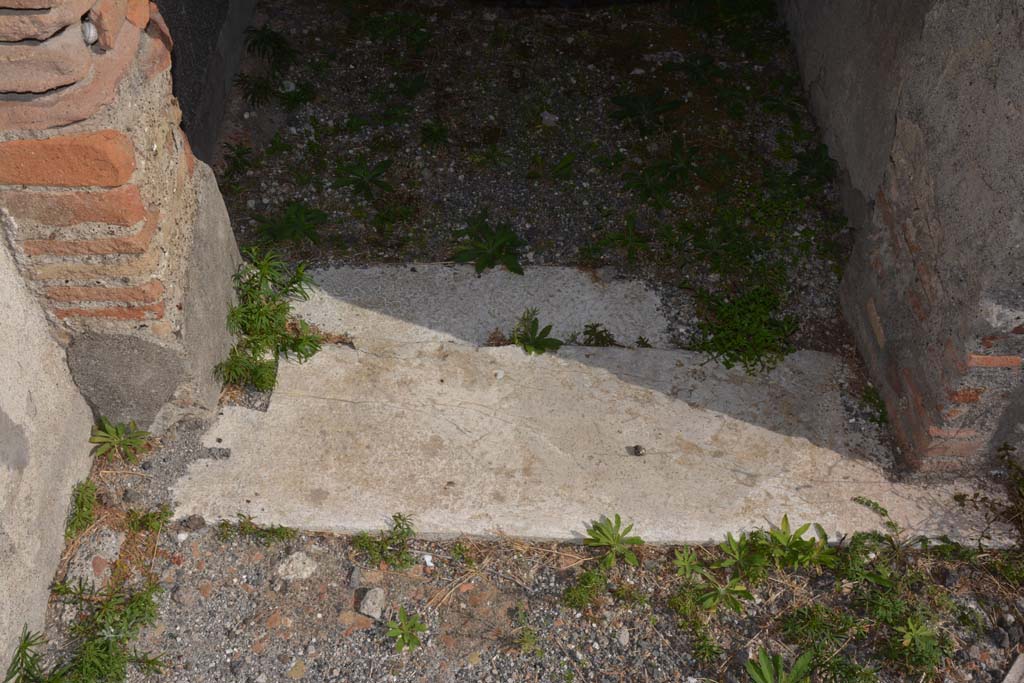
172 343 1008 545
292 263 676 348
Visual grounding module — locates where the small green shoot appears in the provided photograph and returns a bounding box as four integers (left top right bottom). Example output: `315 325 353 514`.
745 648 813 683
387 607 427 652
563 568 606 609
510 309 563 355
452 210 525 275
335 158 394 200
66 480 97 540
89 418 150 463
352 513 416 569
256 201 327 244
125 506 172 534
216 513 297 545
584 514 644 569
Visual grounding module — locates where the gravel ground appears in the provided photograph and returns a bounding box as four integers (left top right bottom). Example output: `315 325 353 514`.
217 0 852 353
39 417 1024 683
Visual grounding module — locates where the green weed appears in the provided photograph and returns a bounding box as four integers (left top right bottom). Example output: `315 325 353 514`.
66 480 97 540
125 506 172 535
216 248 321 390
235 72 277 108
89 418 150 463
352 513 416 569
697 576 751 613
335 158 394 200
861 385 888 425
745 648 813 683
244 25 295 72
387 607 427 652
420 121 448 147
49 580 165 682
452 210 525 275
580 323 617 348
4 627 47 683
216 513 297 545
600 214 650 262
256 201 327 244
610 92 682 133
584 514 644 569
278 81 316 112
510 309 563 355
563 568 606 610
513 605 544 657
692 286 796 374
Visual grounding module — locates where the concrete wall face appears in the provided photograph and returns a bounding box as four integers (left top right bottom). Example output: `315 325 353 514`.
156 0 257 161
0 221 94 660
784 0 1024 469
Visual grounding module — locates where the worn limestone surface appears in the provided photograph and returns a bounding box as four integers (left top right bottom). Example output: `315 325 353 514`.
0 222 93 659
173 341 1002 544
293 264 674 348
176 163 241 423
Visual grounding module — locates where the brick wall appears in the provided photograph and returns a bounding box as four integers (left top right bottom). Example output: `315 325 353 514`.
783 0 1024 471
0 0 238 427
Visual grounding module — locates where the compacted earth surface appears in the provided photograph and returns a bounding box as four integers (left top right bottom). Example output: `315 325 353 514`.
13 2 1024 683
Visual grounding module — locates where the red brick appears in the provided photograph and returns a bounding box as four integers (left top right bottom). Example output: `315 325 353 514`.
0 22 140 132
948 387 985 403
0 23 92 93
1013 325 1024 335
0 185 145 227
90 0 127 50
906 288 928 322
927 425 979 439
27 249 160 281
943 338 968 374
865 297 885 348
53 301 164 321
45 279 163 303
141 5 172 78
21 211 158 256
125 0 149 28
0 0 93 41
180 132 196 177
0 131 135 188
924 436 988 461
967 354 1022 368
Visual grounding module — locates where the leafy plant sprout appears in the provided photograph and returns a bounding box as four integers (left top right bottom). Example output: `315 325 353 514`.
89 418 150 463
387 607 427 652
584 514 644 569
452 210 526 275
510 309 563 355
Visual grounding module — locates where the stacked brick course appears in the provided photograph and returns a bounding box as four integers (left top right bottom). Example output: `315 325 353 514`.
1 0 238 426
